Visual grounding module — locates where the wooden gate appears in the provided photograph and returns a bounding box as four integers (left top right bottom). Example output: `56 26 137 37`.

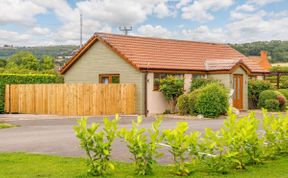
5 84 136 115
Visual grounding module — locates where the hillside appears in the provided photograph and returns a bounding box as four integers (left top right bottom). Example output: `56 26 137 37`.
0 40 288 64
230 40 288 63
0 45 78 58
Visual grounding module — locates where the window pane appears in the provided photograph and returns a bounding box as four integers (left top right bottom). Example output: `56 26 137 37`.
233 77 236 99
238 78 240 100
112 75 120 83
193 74 205 79
154 73 160 90
101 77 109 84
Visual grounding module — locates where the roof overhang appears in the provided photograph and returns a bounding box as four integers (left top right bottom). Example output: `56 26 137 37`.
60 33 141 74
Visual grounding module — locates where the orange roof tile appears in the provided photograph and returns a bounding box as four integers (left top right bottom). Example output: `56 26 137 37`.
61 33 269 74
248 55 272 71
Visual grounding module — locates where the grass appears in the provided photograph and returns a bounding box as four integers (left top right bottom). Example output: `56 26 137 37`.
0 123 15 129
0 153 288 178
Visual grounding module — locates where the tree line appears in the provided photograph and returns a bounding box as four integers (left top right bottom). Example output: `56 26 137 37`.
230 40 288 63
0 51 58 75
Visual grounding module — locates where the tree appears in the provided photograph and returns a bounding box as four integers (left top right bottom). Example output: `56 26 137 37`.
40 55 54 70
7 51 40 71
0 58 7 68
160 75 184 113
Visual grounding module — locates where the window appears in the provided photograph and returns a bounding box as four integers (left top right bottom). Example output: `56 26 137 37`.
192 74 206 79
99 74 120 84
153 73 184 91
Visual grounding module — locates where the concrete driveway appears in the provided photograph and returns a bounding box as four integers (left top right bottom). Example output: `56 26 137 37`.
0 111 274 163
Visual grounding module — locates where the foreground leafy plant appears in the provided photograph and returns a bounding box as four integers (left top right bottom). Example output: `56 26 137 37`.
199 128 236 174
163 122 200 176
118 116 163 175
221 109 263 169
73 116 119 176
263 110 288 157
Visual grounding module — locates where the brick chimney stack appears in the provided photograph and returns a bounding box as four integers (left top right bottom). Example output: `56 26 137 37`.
259 50 272 70
260 50 268 61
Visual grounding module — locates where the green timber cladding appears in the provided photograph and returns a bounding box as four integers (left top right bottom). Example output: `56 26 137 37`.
64 41 145 114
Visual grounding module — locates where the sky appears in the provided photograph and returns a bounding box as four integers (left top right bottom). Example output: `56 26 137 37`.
0 0 288 46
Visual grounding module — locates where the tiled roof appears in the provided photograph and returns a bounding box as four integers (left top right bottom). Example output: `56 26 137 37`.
248 56 272 70
205 59 245 71
61 33 269 74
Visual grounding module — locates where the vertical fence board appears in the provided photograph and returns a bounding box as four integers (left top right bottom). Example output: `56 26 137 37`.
4 83 136 116
4 85 10 113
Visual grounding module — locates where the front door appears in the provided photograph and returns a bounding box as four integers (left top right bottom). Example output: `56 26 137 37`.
233 74 243 110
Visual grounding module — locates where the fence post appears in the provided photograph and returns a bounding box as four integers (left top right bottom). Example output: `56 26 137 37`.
276 73 280 89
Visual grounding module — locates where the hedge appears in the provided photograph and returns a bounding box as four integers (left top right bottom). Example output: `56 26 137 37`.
279 89 288 100
0 74 59 113
195 83 229 118
248 80 274 109
258 90 286 111
190 78 219 92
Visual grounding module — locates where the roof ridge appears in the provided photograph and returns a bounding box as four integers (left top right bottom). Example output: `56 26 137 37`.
94 32 227 46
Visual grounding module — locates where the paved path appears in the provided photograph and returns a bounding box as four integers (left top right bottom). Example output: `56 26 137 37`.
0 111 277 163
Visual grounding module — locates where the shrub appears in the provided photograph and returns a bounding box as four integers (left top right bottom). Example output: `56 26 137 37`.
177 89 202 116
162 122 200 176
200 128 235 173
279 89 288 100
160 76 184 113
258 90 286 111
73 116 119 176
118 117 163 176
190 78 219 92
248 80 274 109
195 83 228 118
221 109 263 169
270 66 288 73
281 80 288 89
188 89 202 115
264 99 280 112
0 74 59 113
263 110 288 157
177 94 190 115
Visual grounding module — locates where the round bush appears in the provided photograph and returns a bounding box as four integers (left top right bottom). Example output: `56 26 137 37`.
195 83 228 118
177 89 201 115
188 89 201 115
190 78 219 92
248 80 274 109
264 99 280 112
258 90 286 111
279 89 288 100
177 94 190 115
280 80 288 89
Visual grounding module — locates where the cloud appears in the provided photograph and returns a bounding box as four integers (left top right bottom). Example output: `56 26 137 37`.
137 25 172 38
0 0 287 46
0 0 46 25
182 25 227 42
154 2 172 18
182 8 288 43
0 29 32 46
227 10 288 43
235 4 255 12
180 0 234 22
32 27 51 35
247 0 282 6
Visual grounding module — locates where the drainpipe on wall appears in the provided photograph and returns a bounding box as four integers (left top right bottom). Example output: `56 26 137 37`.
144 62 150 117
144 72 148 117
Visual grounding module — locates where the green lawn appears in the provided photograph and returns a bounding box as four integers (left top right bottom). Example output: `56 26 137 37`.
0 153 288 178
0 123 15 129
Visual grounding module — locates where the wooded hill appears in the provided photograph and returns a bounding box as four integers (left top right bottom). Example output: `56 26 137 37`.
230 40 288 63
1 40 288 63
0 45 78 58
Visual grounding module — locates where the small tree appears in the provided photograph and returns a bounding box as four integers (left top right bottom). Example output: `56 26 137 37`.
160 75 184 113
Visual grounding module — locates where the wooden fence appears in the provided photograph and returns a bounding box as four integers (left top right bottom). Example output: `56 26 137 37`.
5 83 136 115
